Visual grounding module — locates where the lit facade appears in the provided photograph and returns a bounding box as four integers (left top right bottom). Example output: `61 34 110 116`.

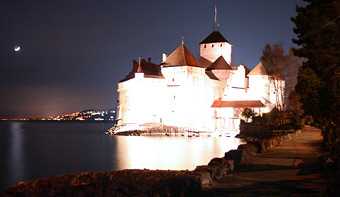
114 31 284 133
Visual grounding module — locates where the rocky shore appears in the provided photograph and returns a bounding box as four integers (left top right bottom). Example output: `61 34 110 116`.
1 128 302 196
1 170 205 196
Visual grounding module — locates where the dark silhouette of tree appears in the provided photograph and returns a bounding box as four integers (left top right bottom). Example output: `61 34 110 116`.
260 43 302 124
292 0 340 124
287 89 303 125
291 0 340 195
261 43 286 112
241 108 257 123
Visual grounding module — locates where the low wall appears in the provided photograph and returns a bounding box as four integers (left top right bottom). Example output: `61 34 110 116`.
194 128 302 181
2 129 302 196
247 129 302 153
2 170 209 196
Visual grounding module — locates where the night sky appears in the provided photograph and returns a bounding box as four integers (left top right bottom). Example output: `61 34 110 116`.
0 0 306 118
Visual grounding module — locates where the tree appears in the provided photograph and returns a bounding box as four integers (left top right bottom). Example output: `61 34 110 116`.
287 89 303 126
241 108 257 123
292 0 340 125
260 43 302 123
261 43 286 112
291 0 340 195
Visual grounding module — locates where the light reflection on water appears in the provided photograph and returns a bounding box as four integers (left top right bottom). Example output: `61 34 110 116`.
9 122 25 185
0 121 245 192
114 135 245 170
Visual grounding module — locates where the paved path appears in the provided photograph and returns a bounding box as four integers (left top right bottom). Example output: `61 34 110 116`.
203 125 328 196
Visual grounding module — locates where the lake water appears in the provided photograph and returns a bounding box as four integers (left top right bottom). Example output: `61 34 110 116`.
0 121 245 191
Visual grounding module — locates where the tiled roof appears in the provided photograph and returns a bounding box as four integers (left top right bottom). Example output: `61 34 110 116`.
162 45 203 68
205 70 219 80
200 56 212 68
120 59 163 82
200 31 230 44
211 100 266 108
248 62 268 76
245 65 250 76
206 56 232 71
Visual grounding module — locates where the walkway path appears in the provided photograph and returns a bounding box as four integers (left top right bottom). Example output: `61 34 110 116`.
204 125 328 196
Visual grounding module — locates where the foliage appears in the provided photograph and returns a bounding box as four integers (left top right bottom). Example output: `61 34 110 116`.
287 89 303 114
261 43 302 104
292 0 340 124
287 89 304 126
260 43 302 124
241 110 301 139
261 43 286 112
241 108 257 122
295 66 324 121
291 0 340 195
251 108 301 128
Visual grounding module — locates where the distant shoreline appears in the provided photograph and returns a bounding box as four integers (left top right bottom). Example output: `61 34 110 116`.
0 120 115 123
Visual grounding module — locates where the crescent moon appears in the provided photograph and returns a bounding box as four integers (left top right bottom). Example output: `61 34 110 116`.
14 46 21 52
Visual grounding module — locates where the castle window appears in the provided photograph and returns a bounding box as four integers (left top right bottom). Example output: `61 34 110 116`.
204 45 206 48
212 44 214 47
220 44 223 47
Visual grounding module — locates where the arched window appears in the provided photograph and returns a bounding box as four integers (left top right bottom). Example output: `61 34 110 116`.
212 44 214 47
204 45 206 48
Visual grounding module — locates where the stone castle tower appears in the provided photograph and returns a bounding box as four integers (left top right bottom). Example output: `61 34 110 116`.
200 31 233 67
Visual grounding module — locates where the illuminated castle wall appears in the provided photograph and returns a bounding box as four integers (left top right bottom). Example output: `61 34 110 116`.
115 31 284 132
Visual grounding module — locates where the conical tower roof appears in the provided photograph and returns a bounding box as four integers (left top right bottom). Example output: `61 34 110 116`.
162 44 203 67
248 62 268 76
200 31 230 44
136 59 143 73
206 56 232 71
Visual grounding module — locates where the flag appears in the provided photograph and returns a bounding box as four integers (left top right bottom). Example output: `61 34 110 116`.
214 5 217 23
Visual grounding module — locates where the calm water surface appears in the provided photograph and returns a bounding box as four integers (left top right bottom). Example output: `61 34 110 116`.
0 121 245 191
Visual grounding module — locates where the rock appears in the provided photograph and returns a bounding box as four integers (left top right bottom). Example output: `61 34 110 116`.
2 170 204 196
247 129 302 153
207 158 228 180
237 144 257 164
194 157 235 182
197 172 213 187
225 150 243 168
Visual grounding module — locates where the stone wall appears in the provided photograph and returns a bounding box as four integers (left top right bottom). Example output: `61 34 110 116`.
2 170 208 196
194 144 258 181
247 129 302 153
194 128 302 182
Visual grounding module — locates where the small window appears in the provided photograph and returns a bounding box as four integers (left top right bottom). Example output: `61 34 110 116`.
172 78 174 82
220 44 222 47
212 44 214 47
204 44 206 48
174 95 176 99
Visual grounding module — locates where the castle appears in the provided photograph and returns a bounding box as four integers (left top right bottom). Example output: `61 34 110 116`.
113 30 284 133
